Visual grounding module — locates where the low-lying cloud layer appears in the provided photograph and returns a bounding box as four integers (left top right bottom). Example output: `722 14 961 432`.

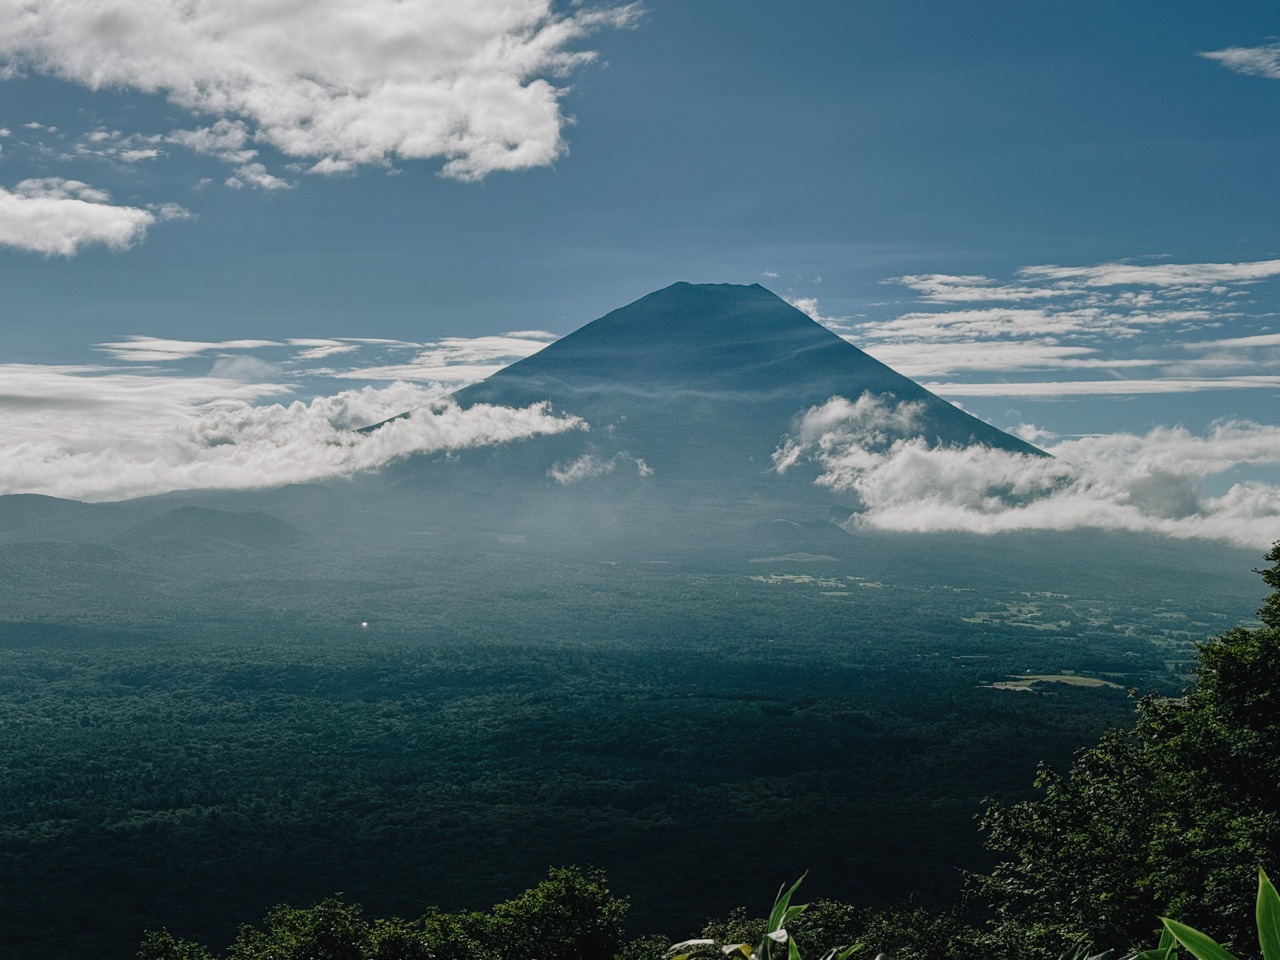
775 394 1280 549
0 370 583 501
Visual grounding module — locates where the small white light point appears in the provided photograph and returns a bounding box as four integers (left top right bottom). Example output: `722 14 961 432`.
360 621 369 629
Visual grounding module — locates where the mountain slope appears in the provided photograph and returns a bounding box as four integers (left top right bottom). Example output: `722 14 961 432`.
440 282 1039 489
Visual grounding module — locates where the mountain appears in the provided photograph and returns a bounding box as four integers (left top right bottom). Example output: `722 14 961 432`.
446 282 1039 485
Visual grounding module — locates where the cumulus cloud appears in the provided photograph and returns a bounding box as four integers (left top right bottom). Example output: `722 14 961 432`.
1199 43 1280 80
0 0 640 180
226 162 293 191
0 177 156 254
786 296 847 327
548 450 652 484
0 367 584 501
166 119 256 163
775 393 1280 548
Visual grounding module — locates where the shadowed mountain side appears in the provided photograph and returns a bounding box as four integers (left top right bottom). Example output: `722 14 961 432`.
447 282 1042 484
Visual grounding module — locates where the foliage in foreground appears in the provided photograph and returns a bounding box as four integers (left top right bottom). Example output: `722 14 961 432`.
138 866 627 960
1132 869 1280 960
665 876 858 960
976 543 1280 958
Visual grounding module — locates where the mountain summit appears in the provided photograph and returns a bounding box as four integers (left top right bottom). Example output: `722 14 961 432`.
450 282 1039 481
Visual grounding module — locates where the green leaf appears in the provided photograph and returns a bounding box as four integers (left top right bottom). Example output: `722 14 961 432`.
767 876 807 934
1161 918 1242 960
788 938 801 960
1258 870 1280 960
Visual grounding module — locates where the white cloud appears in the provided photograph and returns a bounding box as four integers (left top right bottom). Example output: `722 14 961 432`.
167 119 256 163
855 305 1211 343
1018 259 1280 289
1186 332 1280 350
74 128 165 163
785 296 849 328
97 335 283 362
0 0 640 180
337 332 555 383
226 162 293 191
892 273 1062 303
0 367 584 501
775 393 1280 548
287 339 363 361
858 340 1158 378
845 258 1280 394
502 329 557 340
923 376 1280 397
0 178 155 254
208 355 283 382
1199 43 1280 80
772 393 927 473
149 202 194 221
548 450 651 484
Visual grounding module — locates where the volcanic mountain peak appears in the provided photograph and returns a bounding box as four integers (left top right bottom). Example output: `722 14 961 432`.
452 281 1040 463
459 281 851 393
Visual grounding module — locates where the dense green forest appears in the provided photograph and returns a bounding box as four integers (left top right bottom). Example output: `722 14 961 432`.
126 544 1280 960
0 490 1267 959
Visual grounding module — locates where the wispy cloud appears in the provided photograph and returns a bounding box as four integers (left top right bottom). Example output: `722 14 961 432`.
922 376 1280 397
787 258 1280 391
548 450 652 484
95 330 558 388
98 336 285 363
0 178 156 255
861 341 1156 378
336 332 556 383
776 393 1280 548
1019 259 1280 289
1199 43 1280 80
0 0 640 182
0 367 584 501
72 128 165 164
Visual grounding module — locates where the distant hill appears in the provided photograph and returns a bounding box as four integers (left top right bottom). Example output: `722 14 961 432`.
120 506 309 550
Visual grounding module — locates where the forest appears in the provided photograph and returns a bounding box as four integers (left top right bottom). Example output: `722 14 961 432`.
0 498 1269 960
126 542 1280 960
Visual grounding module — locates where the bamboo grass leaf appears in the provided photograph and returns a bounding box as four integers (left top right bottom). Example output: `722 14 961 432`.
1258 870 1280 960
1161 918 1242 960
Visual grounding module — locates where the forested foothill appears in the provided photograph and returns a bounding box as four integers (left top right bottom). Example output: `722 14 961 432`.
0 487 1271 960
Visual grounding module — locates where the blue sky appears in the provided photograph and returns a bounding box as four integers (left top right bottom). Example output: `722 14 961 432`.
2 0 1279 543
